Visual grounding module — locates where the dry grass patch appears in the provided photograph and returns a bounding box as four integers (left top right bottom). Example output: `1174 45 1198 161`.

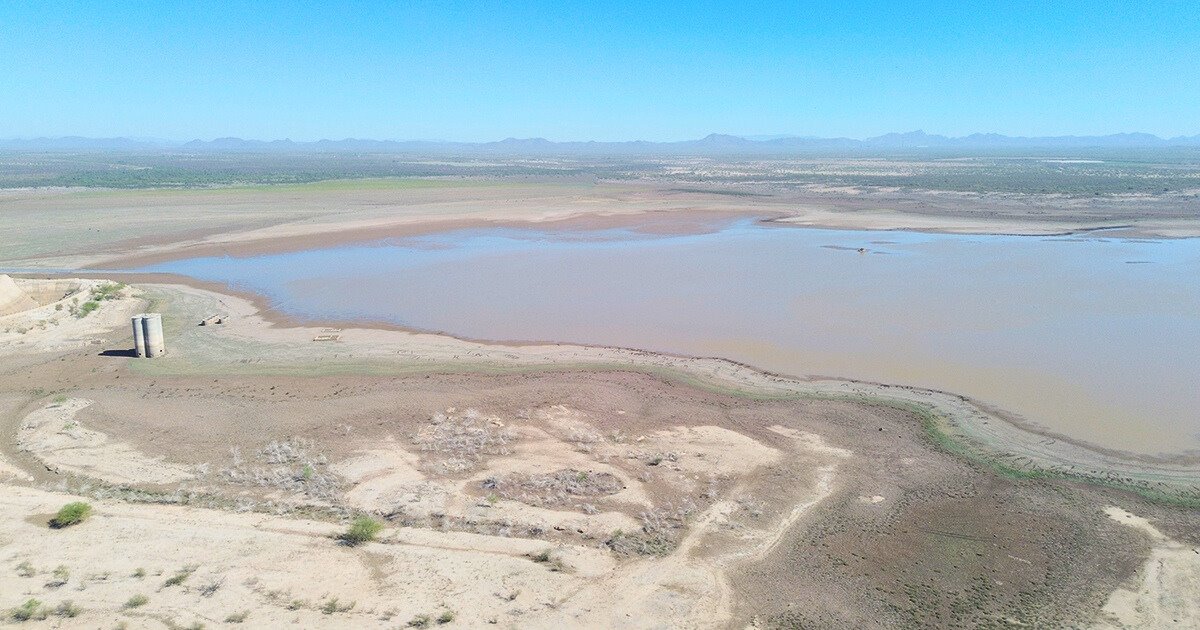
220 437 340 501
412 408 517 474
481 468 623 510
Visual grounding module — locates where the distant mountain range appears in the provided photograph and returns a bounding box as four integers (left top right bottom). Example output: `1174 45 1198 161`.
3 131 1199 153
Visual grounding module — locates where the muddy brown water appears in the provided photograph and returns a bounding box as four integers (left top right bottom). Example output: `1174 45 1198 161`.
142 219 1200 457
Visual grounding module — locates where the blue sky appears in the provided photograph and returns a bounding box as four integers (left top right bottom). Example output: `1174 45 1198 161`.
2 1 1197 141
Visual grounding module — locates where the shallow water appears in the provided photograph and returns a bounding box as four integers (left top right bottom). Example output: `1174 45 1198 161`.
143 219 1200 456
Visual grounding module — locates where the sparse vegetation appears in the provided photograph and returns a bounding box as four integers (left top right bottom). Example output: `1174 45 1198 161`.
124 594 149 609
91 282 125 301
221 437 339 500
198 577 224 597
53 601 81 618
529 549 567 572
604 501 695 557
224 611 249 623
15 561 35 577
9 599 47 622
412 408 517 474
481 468 622 510
339 516 383 546
163 565 196 587
407 613 431 628
46 564 70 587
70 282 124 318
74 300 99 317
49 502 92 528
437 610 456 624
320 597 355 614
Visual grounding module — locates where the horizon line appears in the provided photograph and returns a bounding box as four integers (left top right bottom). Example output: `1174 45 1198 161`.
4 129 1200 145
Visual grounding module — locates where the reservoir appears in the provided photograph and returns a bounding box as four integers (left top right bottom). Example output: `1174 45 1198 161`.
143 218 1200 457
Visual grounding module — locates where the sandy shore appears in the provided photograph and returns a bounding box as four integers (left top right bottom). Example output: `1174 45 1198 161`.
20 273 1200 482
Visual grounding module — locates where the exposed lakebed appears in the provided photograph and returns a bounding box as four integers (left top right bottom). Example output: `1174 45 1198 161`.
142 219 1200 457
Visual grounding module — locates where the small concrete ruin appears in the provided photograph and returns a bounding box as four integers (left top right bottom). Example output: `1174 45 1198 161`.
131 313 165 358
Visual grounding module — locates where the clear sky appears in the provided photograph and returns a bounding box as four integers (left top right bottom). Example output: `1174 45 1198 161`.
2 1 1197 141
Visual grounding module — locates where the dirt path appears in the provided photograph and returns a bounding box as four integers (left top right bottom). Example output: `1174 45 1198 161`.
1094 507 1200 629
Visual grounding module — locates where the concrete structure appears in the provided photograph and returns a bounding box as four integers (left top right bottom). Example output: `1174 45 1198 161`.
131 314 146 358
142 313 165 358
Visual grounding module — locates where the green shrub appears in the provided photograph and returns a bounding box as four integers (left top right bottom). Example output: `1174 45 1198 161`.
163 566 196 587
437 610 456 624
124 594 149 609
320 597 354 614
50 502 92 528
89 283 125 302
224 611 249 623
75 300 99 318
11 599 47 621
339 516 382 546
407 614 431 628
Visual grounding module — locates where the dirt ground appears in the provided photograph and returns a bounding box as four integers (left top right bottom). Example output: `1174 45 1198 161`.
1 280 1198 628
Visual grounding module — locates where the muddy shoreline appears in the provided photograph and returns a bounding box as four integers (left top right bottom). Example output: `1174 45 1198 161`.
11 270 1200 494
